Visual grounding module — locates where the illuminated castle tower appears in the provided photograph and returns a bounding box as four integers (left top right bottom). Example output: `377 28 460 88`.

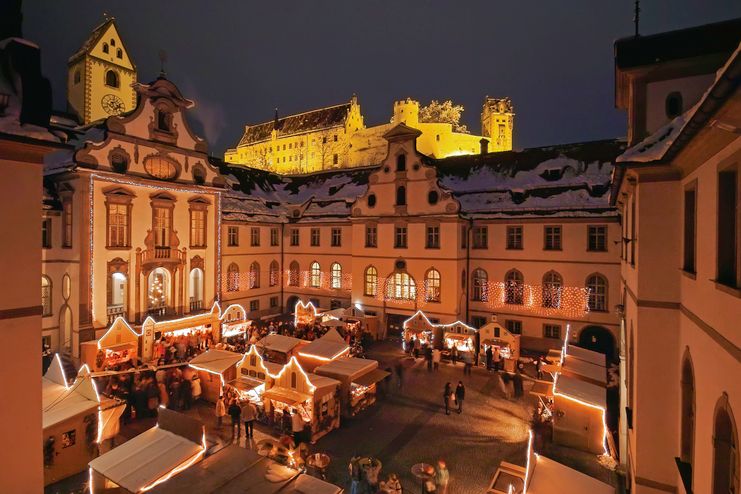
481 97 514 152
391 98 420 127
67 17 137 124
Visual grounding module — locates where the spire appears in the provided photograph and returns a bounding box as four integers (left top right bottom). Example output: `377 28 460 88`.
273 108 279 130
633 0 640 37
158 49 167 78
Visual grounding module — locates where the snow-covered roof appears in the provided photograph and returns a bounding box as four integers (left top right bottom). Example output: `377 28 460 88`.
562 356 607 384
307 373 340 390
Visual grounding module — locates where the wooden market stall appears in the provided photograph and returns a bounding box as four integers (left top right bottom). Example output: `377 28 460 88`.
442 321 478 360
89 409 206 494
297 329 350 372
552 375 607 455
81 317 140 372
541 344 607 384
262 357 340 443
188 349 244 403
402 310 435 349
42 357 101 486
561 356 607 387
315 357 389 417
256 334 306 364
294 300 319 327
321 305 381 341
226 345 282 418
139 303 221 362
478 319 521 373
219 303 250 341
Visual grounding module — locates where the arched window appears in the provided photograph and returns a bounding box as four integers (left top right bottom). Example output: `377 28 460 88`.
396 186 406 206
148 267 170 310
291 372 297 388
330 263 342 289
712 395 739 493
680 352 695 481
505 269 524 305
102 42 109 54
116 48 122 59
269 260 279 287
288 261 300 287
396 154 406 172
105 70 119 88
586 274 608 312
542 271 563 308
41 276 52 316
249 262 260 289
472 269 488 302
227 263 240 292
364 266 378 297
386 272 416 301
310 261 321 288
189 268 203 310
425 269 441 302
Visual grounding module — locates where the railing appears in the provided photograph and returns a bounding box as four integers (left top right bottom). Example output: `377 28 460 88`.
140 246 185 264
107 305 125 325
147 305 167 318
190 298 203 312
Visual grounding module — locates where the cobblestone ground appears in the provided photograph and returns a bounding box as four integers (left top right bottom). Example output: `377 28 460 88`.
47 338 617 493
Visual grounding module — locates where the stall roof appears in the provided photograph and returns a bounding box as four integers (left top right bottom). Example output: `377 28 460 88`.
562 356 607 384
566 345 606 367
43 371 100 429
554 375 606 409
89 425 204 493
307 373 341 391
321 328 345 343
189 349 243 374
258 334 304 354
315 357 378 379
286 473 343 494
352 368 391 387
298 337 349 361
264 387 312 406
527 454 613 494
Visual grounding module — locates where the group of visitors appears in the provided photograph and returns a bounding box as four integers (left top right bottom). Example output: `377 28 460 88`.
221 395 258 439
152 329 214 365
442 381 466 415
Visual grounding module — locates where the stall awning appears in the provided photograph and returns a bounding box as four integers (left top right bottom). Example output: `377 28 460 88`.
104 342 137 351
352 368 390 387
189 349 243 374
481 339 510 347
445 333 471 341
228 377 264 393
527 455 613 494
264 387 311 406
529 381 554 399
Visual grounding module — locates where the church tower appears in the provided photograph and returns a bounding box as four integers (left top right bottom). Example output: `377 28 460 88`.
481 97 514 152
67 17 136 124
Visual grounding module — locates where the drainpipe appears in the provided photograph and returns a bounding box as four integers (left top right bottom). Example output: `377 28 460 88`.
617 302 628 469
280 223 285 314
465 219 472 324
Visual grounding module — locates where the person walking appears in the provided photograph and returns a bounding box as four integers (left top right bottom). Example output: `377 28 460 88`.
450 345 458 366
394 360 404 391
443 382 453 415
291 408 305 445
242 399 257 439
493 347 501 372
463 352 472 376
432 348 441 371
535 356 544 380
485 345 493 371
455 381 465 414
425 346 433 372
513 369 524 398
215 395 226 429
435 460 450 494
349 455 362 494
228 399 242 438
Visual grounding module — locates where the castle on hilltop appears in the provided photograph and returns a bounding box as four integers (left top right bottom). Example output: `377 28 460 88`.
225 96 514 174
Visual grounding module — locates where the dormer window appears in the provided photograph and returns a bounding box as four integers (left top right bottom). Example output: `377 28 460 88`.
110 39 116 47
157 110 170 131
396 154 406 172
105 70 119 88
102 43 109 54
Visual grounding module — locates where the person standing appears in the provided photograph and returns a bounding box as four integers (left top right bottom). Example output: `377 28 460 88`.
443 382 453 415
215 396 226 428
435 460 450 494
425 346 433 371
450 345 458 366
242 400 257 439
455 381 465 414
228 399 242 438
291 408 305 445
432 348 441 371
493 347 501 372
349 455 362 494
485 346 493 371
535 356 544 380
463 352 472 376
513 369 524 398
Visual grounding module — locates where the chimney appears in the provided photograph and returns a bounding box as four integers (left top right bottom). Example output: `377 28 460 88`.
273 108 279 130
480 138 489 155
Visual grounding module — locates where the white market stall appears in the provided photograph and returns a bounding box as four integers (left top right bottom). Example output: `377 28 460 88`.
552 375 607 455
315 357 389 417
478 319 521 373
188 349 244 403
297 329 350 372
257 334 306 364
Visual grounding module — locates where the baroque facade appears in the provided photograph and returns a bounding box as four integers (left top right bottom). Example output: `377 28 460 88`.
224 95 514 175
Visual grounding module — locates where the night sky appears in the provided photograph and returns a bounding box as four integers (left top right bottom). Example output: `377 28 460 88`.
24 1 741 156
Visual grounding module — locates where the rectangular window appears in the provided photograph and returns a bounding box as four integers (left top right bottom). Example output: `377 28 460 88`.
270 228 279 247
683 186 697 274
270 296 278 308
153 207 172 247
473 226 488 249
250 227 260 247
249 300 260 312
290 228 299 247
505 320 522 335
62 200 72 248
108 203 129 248
331 227 342 247
365 225 377 248
460 225 467 249
588 225 607 252
190 209 206 248
394 226 407 248
506 226 523 250
311 228 320 247
471 315 487 329
333 154 339 165
717 168 739 287
544 324 561 339
544 226 562 251
42 218 52 248
426 225 440 249
227 226 239 247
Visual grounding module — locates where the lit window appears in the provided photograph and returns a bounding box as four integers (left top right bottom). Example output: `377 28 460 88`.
249 262 260 289
505 270 524 305
227 226 239 247
364 266 378 296
227 263 240 292
472 269 488 302
289 261 300 287
425 269 441 302
586 274 607 312
542 271 562 308
41 276 52 316
386 272 416 300
143 156 177 180
330 263 342 289
310 262 321 288
152 206 172 247
269 260 279 287
190 209 206 248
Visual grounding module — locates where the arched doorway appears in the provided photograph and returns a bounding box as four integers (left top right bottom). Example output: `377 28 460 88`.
713 395 739 494
59 305 72 354
148 267 171 316
578 325 616 361
287 296 300 311
189 268 204 311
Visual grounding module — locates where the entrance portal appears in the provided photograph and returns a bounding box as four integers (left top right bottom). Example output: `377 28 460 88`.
386 313 409 338
578 325 616 362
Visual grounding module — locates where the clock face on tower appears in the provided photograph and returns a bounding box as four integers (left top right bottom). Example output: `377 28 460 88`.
101 94 125 115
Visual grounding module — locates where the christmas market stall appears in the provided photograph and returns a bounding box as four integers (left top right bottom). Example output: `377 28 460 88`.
139 303 222 362
315 357 389 418
294 300 320 327
188 349 244 403
81 317 140 372
297 329 350 372
219 303 250 341
478 319 521 373
256 333 306 365
402 310 435 349
262 357 340 442
442 321 478 361
89 409 206 494
42 357 101 486
552 375 607 455
321 305 381 340
540 343 607 386
226 345 282 413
